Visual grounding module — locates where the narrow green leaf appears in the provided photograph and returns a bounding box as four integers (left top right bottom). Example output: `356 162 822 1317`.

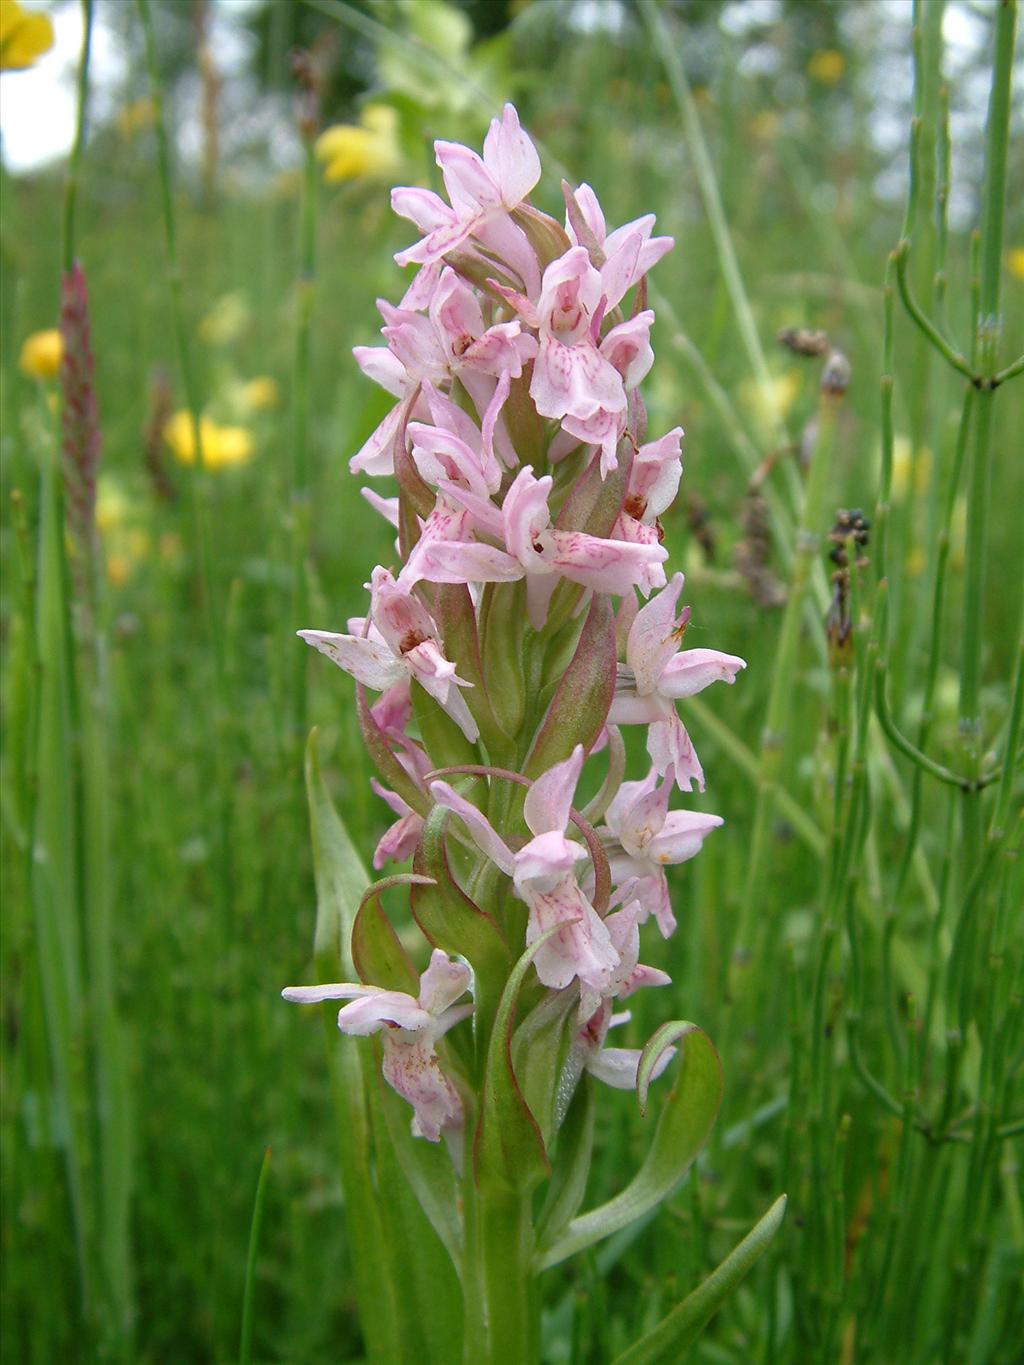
306 727 369 978
525 594 617 777
610 1195 788 1364
535 1076 596 1249
474 927 567 1192
239 1147 272 1365
479 580 527 740
536 1024 722 1269
351 874 422 992
412 808 507 972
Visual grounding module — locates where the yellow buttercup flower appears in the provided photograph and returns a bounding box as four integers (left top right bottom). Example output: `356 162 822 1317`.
1007 248 1024 282
239 376 280 412
164 411 254 471
1 0 54 71
808 49 845 86
19 328 62 380
316 104 402 185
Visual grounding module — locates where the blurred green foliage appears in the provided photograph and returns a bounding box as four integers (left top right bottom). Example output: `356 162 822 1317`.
1 1 1021 1362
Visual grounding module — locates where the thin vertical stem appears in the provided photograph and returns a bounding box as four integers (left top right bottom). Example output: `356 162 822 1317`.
290 134 317 737
62 0 93 274
239 1148 272 1365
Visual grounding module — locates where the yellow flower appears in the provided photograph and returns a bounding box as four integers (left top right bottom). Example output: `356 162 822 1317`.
106 554 132 589
1007 248 1024 282
116 96 155 141
749 111 781 143
0 0 54 71
96 479 130 534
808 49 845 85
19 327 62 380
239 376 280 412
198 292 250 347
164 411 254 470
739 371 801 433
316 104 402 185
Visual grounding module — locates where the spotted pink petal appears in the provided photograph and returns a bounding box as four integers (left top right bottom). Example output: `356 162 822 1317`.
298 629 405 692
482 103 541 206
657 648 747 699
626 572 687 695
418 948 472 1016
429 779 516 876
337 991 432 1034
545 528 668 596
523 744 585 837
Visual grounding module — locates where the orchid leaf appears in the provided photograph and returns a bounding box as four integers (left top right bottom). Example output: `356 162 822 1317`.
357 685 431 818
535 1076 596 1249
526 594 617 776
474 927 568 1193
479 579 528 740
511 987 578 1145
412 808 508 984
411 677 480 770
535 1024 722 1270
610 1196 788 1363
350 874 423 992
435 582 503 749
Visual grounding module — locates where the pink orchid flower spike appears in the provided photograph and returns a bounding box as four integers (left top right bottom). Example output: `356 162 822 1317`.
282 950 472 1142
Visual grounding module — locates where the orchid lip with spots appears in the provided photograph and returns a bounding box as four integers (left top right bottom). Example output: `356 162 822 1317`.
283 101 746 1359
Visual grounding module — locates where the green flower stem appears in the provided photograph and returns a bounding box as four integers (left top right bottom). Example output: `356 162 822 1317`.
476 1188 537 1365
684 696 824 860
729 380 842 999
135 0 220 661
62 0 92 275
958 0 1017 780
289 133 317 739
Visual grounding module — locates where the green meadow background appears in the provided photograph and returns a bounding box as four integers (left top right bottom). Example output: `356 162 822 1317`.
1 1 1021 1361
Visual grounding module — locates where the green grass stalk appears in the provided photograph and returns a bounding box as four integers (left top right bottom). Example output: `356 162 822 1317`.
289 132 317 739
239 1147 272 1365
729 373 844 1001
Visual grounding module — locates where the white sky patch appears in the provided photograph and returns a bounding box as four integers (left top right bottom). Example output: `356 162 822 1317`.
0 1 126 173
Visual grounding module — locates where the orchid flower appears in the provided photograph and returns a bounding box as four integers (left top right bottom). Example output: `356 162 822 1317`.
350 271 533 477
566 182 674 287
298 566 479 742
422 465 668 628
601 768 723 937
283 950 472 1142
430 747 621 1000
609 573 746 788
286 106 749 1344
392 103 542 304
